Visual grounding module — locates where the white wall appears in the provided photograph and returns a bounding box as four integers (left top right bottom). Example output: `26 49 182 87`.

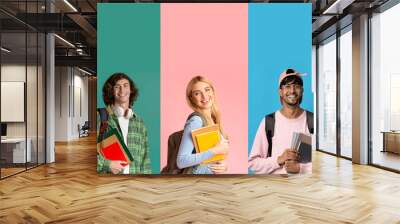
54 66 69 141
54 66 89 141
1 65 37 138
71 70 89 138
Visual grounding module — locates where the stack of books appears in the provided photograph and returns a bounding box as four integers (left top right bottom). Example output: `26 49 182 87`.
97 128 133 166
191 124 225 164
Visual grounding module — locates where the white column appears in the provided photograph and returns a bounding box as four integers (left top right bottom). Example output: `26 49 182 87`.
45 1 55 163
46 33 55 163
352 14 369 164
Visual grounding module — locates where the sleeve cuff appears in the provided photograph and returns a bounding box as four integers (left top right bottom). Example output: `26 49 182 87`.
203 150 215 160
272 157 282 169
98 155 111 173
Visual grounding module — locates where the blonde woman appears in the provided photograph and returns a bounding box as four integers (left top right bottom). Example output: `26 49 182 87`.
176 76 229 174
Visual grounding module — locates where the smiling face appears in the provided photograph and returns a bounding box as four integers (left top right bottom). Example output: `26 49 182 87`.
113 78 131 105
279 79 303 107
190 81 214 110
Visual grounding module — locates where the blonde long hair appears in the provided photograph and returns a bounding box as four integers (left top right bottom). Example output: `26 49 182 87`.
186 76 227 139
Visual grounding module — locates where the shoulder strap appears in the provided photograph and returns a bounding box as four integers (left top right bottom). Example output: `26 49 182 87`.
187 112 206 127
264 112 275 157
97 108 109 136
187 112 206 155
306 110 314 134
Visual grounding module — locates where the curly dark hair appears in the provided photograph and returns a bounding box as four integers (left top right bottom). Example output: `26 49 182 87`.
102 72 139 106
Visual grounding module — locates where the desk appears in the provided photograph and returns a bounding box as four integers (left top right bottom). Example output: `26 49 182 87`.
381 131 400 154
1 138 31 163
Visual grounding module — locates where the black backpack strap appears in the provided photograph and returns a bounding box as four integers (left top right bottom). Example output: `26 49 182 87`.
264 112 275 157
306 110 314 134
97 108 109 136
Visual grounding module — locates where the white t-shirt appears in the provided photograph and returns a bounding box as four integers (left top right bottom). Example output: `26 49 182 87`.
118 116 130 174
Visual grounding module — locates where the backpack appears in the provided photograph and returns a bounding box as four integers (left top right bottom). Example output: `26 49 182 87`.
98 108 109 137
265 110 313 157
161 112 205 174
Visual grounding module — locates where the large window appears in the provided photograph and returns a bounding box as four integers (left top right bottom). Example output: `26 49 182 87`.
371 2 400 171
339 27 352 158
317 25 353 160
317 35 337 154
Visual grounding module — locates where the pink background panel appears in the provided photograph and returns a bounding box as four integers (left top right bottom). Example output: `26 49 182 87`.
160 3 248 174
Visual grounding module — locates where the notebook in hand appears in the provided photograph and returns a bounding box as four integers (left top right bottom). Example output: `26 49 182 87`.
97 127 133 166
291 132 312 163
191 124 224 164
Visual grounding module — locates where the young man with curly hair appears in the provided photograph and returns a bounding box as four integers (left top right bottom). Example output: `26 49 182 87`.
97 72 151 174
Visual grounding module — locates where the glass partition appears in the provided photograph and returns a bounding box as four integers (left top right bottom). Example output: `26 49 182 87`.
1 30 28 177
0 1 46 179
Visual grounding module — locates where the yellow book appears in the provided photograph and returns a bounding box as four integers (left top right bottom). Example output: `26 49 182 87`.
191 125 225 164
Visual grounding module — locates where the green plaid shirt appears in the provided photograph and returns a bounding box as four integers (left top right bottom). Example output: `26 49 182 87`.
97 106 152 174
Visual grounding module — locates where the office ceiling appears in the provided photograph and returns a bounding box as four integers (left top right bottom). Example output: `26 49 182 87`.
0 0 392 75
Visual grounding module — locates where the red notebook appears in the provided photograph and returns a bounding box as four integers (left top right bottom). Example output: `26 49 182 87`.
97 128 133 166
100 142 129 165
